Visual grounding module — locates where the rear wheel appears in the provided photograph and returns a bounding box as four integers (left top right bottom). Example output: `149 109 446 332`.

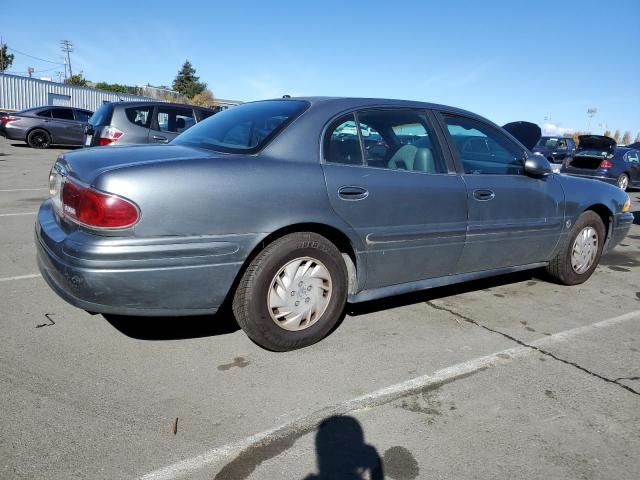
616 173 629 191
546 211 605 285
27 129 51 149
232 232 348 351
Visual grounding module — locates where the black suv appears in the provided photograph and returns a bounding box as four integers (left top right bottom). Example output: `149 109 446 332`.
532 136 577 164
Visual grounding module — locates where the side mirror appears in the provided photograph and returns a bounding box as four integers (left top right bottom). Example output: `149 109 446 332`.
524 155 552 177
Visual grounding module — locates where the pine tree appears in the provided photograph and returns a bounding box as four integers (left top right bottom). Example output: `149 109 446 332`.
172 61 206 98
603 130 612 138
0 44 15 73
621 131 631 145
613 129 621 142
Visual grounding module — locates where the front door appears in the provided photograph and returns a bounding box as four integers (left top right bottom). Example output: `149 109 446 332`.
438 113 564 273
322 109 468 290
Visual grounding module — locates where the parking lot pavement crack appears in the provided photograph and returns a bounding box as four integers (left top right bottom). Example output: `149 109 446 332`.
426 301 640 396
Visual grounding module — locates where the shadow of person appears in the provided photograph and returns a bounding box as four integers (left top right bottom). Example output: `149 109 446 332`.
304 415 383 480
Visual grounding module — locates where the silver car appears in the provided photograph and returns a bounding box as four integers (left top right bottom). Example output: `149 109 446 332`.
0 106 93 148
84 101 217 146
36 97 633 351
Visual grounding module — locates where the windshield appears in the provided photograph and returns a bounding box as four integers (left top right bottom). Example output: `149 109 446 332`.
535 137 567 149
172 100 309 153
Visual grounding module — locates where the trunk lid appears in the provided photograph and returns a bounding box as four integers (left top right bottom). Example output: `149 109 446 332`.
56 144 216 184
502 121 541 150
577 135 616 152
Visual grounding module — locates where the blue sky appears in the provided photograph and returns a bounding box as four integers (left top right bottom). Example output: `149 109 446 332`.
3 0 639 135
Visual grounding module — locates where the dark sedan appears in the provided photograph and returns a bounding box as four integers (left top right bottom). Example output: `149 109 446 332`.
0 106 93 148
36 98 633 351
561 135 640 191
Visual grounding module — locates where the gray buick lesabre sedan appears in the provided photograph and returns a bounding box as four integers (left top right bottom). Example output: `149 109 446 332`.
36 97 634 351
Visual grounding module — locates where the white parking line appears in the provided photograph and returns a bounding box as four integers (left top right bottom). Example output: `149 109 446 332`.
138 309 640 480
0 212 37 217
0 273 41 282
0 187 48 192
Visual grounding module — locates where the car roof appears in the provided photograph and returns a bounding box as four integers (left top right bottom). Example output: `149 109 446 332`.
106 101 216 111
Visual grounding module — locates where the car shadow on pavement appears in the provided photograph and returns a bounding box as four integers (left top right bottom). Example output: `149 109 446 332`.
348 269 541 317
103 309 240 341
10 143 81 150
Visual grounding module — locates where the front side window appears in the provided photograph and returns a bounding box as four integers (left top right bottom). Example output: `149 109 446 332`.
51 108 74 120
155 107 195 133
443 115 525 175
125 106 153 128
173 100 308 153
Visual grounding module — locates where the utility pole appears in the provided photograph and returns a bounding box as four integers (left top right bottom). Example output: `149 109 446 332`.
587 108 597 132
60 40 73 78
0 36 4 73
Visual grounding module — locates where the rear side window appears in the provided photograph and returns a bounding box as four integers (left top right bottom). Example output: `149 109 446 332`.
325 115 363 165
88 104 113 126
155 107 195 133
75 110 92 122
37 110 52 118
442 114 525 175
51 108 74 120
173 100 309 153
125 106 153 128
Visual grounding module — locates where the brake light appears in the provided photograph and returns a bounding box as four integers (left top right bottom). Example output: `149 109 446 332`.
61 177 139 228
98 126 124 146
599 159 612 169
0 116 18 124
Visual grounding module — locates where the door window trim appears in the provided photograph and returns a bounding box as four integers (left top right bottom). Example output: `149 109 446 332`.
321 107 456 175
434 110 529 177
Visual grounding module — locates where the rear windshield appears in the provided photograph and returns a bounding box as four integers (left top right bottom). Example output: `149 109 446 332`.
88 104 113 127
172 100 309 153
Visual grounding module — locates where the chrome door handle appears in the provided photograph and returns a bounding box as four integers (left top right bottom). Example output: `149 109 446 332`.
153 135 168 143
473 189 495 201
338 186 369 201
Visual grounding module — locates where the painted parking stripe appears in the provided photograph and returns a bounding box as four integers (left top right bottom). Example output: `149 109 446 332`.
0 187 48 192
138 309 640 480
0 273 41 282
0 212 37 217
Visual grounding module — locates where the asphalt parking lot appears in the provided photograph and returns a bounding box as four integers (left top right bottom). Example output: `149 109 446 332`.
1 135 639 480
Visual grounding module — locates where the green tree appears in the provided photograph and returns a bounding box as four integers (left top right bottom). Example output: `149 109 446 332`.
0 44 15 73
621 131 632 145
64 73 88 86
95 82 128 93
613 129 621 142
603 130 612 138
189 88 216 107
172 60 206 98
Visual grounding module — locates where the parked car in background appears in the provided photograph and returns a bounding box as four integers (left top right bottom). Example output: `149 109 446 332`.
533 136 576 165
0 106 93 148
84 102 217 146
37 98 633 351
561 135 640 191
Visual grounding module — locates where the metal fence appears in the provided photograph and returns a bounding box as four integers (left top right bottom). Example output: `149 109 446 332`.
0 73 154 112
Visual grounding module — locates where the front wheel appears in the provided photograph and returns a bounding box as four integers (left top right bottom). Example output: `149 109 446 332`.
232 232 348 351
546 211 605 285
27 129 51 149
616 173 629 191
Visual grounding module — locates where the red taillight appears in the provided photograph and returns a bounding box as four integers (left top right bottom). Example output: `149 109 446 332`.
98 126 124 146
0 116 18 124
61 177 139 228
599 159 612 169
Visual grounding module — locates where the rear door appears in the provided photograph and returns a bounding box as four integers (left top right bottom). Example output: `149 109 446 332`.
437 112 564 273
626 150 640 184
50 108 84 145
322 108 468 290
150 106 196 143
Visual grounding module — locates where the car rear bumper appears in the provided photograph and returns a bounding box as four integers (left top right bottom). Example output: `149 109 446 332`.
2 124 26 141
605 212 635 253
36 200 248 316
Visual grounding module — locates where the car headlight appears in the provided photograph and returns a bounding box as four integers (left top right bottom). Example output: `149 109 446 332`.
622 197 631 213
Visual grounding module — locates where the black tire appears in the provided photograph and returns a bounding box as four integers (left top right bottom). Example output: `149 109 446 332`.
27 129 51 149
546 211 605 285
232 232 348 351
616 173 629 191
